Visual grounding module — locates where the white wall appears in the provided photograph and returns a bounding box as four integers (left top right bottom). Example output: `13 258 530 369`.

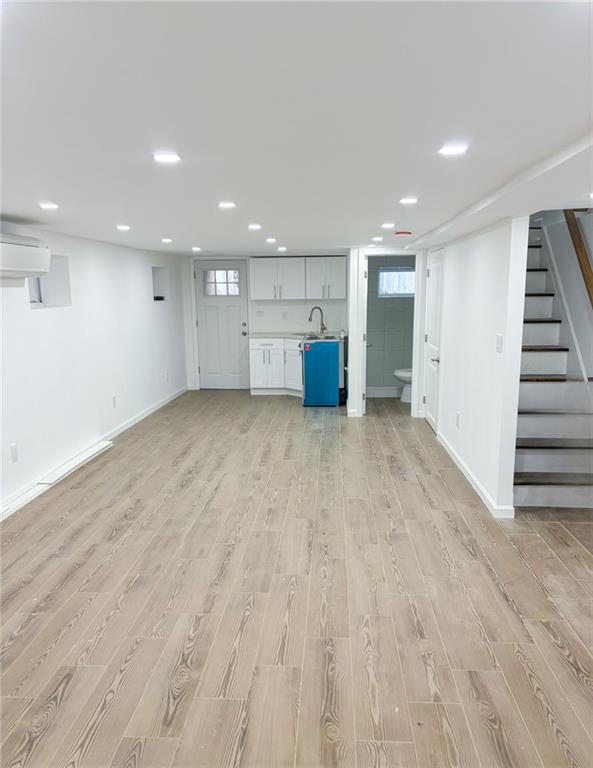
1 225 187 509
366 256 415 392
249 299 347 334
437 218 528 516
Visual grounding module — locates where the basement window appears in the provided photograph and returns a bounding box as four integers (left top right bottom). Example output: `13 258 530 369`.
377 267 415 298
28 255 71 308
152 266 167 301
204 269 240 296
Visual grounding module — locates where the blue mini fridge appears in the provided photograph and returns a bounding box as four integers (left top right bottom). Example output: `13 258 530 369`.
303 339 339 407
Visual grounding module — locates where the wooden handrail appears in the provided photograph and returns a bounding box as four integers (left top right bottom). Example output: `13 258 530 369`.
564 209 593 309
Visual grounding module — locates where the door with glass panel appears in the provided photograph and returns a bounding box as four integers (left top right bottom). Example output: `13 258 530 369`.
195 261 250 388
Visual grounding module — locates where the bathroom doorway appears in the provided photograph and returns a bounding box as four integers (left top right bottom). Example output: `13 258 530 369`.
365 254 416 405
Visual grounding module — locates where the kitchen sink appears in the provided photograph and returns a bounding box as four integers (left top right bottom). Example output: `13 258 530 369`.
304 334 337 340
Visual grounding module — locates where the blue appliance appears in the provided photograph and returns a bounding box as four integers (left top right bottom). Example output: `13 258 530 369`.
303 339 339 406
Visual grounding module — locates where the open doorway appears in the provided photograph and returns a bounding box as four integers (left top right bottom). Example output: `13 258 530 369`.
365 254 416 406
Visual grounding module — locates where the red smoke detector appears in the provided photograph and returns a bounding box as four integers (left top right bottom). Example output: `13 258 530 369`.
395 230 413 236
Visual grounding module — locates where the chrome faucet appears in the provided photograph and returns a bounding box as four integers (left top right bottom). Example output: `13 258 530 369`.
308 306 327 335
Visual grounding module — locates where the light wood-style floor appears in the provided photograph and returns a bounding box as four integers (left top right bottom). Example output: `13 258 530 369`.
1 392 592 768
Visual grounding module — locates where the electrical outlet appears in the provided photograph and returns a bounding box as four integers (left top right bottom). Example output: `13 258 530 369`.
9 443 18 463
456 412 460 428
496 334 503 353
112 395 117 409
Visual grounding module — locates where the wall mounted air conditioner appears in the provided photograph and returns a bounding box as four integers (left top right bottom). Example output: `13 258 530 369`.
0 232 51 285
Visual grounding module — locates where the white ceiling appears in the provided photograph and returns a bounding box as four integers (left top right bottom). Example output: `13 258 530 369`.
2 1 591 255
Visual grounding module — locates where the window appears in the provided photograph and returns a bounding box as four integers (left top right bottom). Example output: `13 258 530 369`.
27 255 71 308
204 268 240 296
377 267 415 298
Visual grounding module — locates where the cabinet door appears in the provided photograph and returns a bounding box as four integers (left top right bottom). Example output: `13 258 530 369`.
285 349 303 391
305 257 326 300
277 258 305 300
326 257 347 299
268 349 285 388
249 348 268 388
250 258 278 300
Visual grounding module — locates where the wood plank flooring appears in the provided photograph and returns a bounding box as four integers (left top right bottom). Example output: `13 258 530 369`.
1 391 592 767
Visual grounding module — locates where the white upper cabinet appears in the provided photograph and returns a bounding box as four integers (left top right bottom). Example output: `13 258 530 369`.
249 258 306 300
277 258 306 300
249 258 278 300
305 257 326 300
326 256 347 299
305 257 347 300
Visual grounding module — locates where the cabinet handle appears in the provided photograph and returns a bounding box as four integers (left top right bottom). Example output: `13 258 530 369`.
268 350 271 364
273 285 277 299
284 350 287 363
262 350 266 365
278 285 282 299
327 284 330 299
322 284 325 299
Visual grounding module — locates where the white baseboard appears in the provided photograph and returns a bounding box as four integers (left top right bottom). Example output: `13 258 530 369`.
437 432 515 519
103 386 187 441
366 387 402 398
250 388 302 397
1 386 187 522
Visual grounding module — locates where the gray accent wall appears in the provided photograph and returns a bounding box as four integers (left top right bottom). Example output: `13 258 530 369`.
366 255 415 392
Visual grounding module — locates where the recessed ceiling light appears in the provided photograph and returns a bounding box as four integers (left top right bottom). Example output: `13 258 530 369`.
218 201 236 209
277 246 287 252
399 197 418 205
438 142 468 157
161 237 172 244
367 244 377 248
381 222 395 229
116 224 130 232
39 201 59 210
266 237 277 244
589 192 593 199
248 223 262 231
153 151 181 164
191 246 201 252
372 236 383 242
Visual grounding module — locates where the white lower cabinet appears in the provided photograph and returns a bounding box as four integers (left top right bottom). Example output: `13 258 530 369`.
249 337 302 393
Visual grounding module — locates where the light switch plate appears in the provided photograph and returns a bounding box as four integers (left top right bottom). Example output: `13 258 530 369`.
496 334 503 353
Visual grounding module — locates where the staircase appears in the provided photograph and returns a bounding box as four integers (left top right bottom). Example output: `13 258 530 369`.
514 221 593 508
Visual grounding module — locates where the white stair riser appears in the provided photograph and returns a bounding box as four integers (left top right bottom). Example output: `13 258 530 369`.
525 272 548 292
521 351 567 375
522 324 560 346
519 381 592 410
524 296 553 318
514 484 593 508
515 449 593 473
517 413 593 438
527 249 541 268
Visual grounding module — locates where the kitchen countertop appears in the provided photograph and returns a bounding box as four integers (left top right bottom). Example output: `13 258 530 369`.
249 331 346 339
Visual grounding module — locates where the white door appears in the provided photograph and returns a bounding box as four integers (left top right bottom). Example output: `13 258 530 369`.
326 257 347 299
268 349 286 388
196 261 250 388
250 258 277 300
278 257 306 300
306 257 326 299
424 250 443 431
285 348 303 391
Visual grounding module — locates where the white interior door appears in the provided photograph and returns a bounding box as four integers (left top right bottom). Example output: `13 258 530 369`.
424 249 443 431
196 261 249 388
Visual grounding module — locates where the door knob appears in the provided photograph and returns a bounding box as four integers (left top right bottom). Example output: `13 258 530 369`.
241 330 248 336
431 357 440 363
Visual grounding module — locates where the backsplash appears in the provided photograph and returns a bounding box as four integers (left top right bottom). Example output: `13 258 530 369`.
249 299 348 334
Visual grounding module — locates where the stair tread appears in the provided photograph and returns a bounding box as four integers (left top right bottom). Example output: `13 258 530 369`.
520 374 567 382
528 244 543 248
525 292 555 296
529 226 542 230
522 345 569 352
519 409 593 415
516 438 593 449
523 318 561 324
514 472 593 486
526 268 548 272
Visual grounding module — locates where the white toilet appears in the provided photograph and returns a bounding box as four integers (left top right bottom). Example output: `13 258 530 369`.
394 368 412 403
